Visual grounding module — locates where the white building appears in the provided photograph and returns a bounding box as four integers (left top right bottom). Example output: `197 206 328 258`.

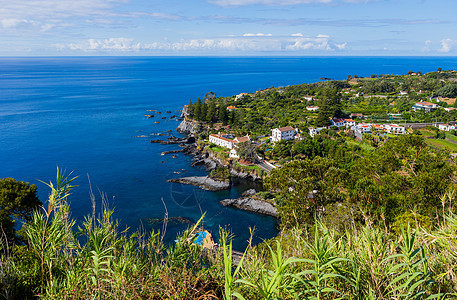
344 118 356 127
438 124 456 131
356 123 372 133
235 93 248 101
308 127 327 137
229 149 239 158
271 126 297 142
331 118 345 127
444 107 456 112
384 124 406 135
412 101 438 112
306 106 319 111
209 134 234 149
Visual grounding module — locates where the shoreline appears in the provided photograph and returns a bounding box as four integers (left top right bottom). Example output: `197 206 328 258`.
173 108 277 217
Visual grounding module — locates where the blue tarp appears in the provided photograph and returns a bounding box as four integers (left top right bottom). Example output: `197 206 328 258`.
193 231 207 246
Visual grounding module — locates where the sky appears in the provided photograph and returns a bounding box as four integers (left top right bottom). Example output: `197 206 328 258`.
0 0 456 56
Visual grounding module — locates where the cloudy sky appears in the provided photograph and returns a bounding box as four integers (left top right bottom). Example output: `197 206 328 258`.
1 0 456 56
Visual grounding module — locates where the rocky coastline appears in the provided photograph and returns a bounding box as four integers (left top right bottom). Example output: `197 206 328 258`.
220 189 277 217
167 176 230 191
169 106 276 217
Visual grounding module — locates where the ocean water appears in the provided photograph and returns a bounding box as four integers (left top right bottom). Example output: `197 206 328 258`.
1 56 457 248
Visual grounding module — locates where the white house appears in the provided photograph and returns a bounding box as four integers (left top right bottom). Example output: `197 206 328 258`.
308 127 327 137
384 124 406 135
412 101 438 112
209 134 234 149
400 91 408 96
306 106 319 111
303 96 314 102
356 123 372 133
344 118 356 127
444 107 456 112
235 93 248 101
331 118 345 127
438 124 456 131
229 149 239 158
271 126 297 142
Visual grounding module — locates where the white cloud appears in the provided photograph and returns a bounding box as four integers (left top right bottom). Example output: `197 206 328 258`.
243 33 273 36
439 38 456 53
57 34 347 53
291 33 304 36
208 0 375 6
285 35 335 51
0 18 54 32
422 40 432 52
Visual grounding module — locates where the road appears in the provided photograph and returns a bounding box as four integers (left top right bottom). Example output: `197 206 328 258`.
255 159 276 172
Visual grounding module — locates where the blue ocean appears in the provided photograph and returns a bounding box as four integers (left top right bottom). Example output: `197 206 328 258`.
1 56 457 248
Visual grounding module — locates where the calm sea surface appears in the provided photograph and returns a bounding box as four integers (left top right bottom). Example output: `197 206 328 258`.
1 56 457 248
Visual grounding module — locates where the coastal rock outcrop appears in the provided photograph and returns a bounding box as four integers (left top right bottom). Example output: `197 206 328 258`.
220 197 277 217
167 176 230 191
176 119 197 134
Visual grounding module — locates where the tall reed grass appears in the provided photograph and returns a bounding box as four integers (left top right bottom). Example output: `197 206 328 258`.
1 168 456 299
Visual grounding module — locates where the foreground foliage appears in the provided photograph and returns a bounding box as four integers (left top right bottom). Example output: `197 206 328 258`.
1 168 457 299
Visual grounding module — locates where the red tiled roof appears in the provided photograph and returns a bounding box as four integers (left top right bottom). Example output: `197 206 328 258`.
210 134 233 143
277 126 295 132
416 101 435 106
234 136 250 143
344 119 355 122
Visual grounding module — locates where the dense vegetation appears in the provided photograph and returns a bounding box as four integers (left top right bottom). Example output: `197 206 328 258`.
187 69 457 137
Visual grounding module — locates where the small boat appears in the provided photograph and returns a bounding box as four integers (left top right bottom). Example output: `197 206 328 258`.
172 155 177 159
155 121 159 124
166 111 172 113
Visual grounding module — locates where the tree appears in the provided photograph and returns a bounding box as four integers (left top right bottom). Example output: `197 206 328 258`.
218 105 229 125
438 84 457 98
236 141 256 162
194 98 202 120
0 178 42 242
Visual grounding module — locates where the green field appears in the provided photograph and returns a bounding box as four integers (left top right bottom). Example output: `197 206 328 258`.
347 140 376 152
425 138 457 152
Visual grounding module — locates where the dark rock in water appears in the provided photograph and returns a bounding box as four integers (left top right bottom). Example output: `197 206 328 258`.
161 149 184 155
166 111 172 113
168 176 230 191
150 136 191 145
220 197 277 217
156 111 162 114
148 216 194 226
162 117 167 119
